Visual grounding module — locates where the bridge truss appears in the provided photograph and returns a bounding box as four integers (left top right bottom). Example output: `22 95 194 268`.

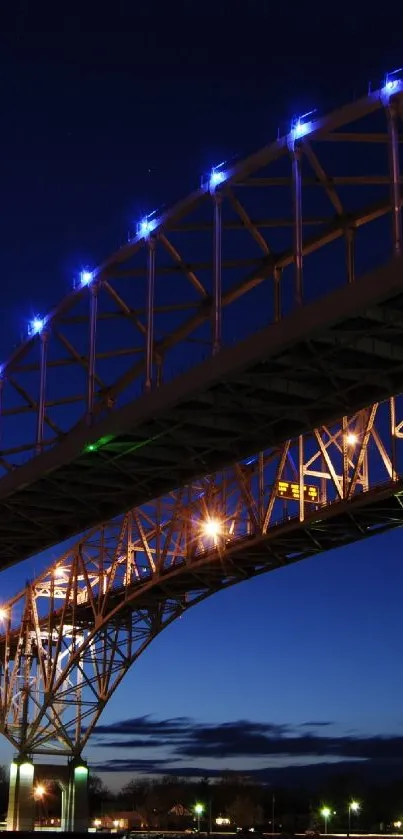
1 395 403 758
0 82 402 565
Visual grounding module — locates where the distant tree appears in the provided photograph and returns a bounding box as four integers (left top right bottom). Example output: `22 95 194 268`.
88 773 111 814
120 779 140 810
228 796 263 827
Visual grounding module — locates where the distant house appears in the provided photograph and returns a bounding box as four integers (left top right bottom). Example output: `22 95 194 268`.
167 803 194 828
93 810 144 830
169 804 193 818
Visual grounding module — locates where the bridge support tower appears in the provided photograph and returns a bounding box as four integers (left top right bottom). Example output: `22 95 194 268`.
6 758 34 831
62 758 89 832
6 755 89 832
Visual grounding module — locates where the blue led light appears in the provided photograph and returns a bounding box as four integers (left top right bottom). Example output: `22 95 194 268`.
210 167 226 189
28 317 45 337
137 213 157 239
80 269 93 286
290 109 316 143
383 68 403 94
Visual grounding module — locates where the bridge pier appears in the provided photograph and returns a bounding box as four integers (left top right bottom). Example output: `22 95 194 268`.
5 755 89 831
63 757 89 832
6 758 35 831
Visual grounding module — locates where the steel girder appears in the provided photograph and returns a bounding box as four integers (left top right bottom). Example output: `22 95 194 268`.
0 86 402 566
1 395 403 757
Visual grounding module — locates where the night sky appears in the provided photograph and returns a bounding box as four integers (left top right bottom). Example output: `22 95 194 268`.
0 4 403 790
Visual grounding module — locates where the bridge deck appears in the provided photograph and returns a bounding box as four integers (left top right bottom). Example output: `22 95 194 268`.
1 256 403 567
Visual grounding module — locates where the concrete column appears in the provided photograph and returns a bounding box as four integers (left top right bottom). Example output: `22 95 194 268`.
67 756 89 831
60 779 71 832
6 758 35 831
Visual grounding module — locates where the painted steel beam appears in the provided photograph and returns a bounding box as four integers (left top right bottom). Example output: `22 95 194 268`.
0 397 403 756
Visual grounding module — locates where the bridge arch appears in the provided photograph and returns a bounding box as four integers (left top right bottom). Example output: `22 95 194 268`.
1 397 403 757
0 85 401 566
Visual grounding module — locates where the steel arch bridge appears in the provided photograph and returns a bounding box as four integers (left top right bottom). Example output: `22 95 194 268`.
0 82 403 566
1 395 403 758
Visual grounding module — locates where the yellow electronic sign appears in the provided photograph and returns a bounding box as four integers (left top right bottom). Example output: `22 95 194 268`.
276 481 319 503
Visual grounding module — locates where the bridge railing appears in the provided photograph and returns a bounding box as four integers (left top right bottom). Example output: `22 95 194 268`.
0 83 401 474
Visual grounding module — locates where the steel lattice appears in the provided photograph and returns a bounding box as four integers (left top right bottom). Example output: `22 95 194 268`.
1 396 403 757
0 84 402 565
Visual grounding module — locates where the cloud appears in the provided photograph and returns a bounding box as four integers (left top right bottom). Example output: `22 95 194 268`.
92 738 172 750
93 715 403 765
93 716 192 737
299 721 333 727
95 758 171 773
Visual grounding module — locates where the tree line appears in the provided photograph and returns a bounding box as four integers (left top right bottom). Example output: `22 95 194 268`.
0 767 402 831
88 771 403 833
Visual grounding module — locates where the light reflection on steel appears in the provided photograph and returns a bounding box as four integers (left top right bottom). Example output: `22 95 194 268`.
1 396 403 757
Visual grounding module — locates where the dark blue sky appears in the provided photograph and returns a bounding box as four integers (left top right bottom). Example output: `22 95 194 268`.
0 5 403 788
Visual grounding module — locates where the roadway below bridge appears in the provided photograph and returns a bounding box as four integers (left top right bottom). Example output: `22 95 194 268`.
1 256 403 568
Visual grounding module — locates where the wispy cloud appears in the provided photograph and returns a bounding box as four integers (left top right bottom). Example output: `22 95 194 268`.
92 715 403 770
299 721 333 728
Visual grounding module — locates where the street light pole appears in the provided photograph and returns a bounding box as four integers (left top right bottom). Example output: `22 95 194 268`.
272 793 275 834
321 807 331 835
348 801 360 836
195 804 204 833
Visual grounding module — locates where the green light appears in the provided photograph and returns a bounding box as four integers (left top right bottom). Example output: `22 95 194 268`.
74 765 88 776
194 804 204 815
19 762 34 779
84 434 114 454
321 807 331 818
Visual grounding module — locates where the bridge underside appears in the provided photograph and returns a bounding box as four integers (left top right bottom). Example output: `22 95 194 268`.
2 478 403 658
58 480 403 628
1 256 403 567
0 473 402 756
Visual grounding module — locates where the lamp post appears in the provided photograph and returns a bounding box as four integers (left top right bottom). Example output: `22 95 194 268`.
195 803 204 833
348 801 360 836
321 807 331 835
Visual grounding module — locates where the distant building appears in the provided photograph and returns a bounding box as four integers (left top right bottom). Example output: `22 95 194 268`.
169 804 193 818
92 810 144 830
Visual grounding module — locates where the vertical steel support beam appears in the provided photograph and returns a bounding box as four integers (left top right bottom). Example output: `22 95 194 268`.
345 228 355 284
298 434 304 522
390 396 397 481
126 511 133 586
145 237 156 392
292 147 303 307
86 284 98 426
273 266 281 321
387 100 402 257
0 376 4 444
36 331 49 454
212 193 222 354
320 431 327 505
342 416 348 499
156 497 161 571
258 451 264 527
